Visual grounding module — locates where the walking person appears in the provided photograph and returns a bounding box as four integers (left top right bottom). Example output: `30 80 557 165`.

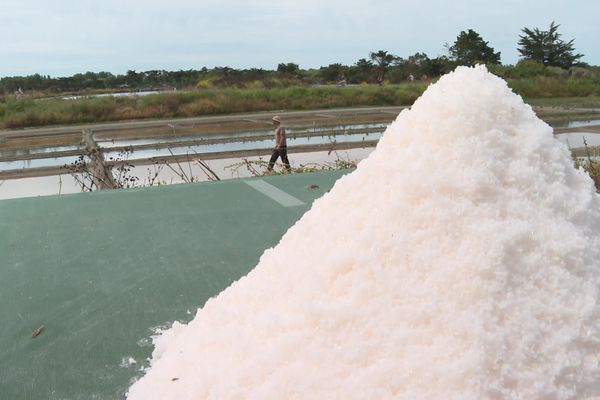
267 115 291 172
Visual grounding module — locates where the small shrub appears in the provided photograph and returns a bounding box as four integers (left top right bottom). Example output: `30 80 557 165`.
546 66 569 78
512 60 546 78
569 67 596 79
196 79 214 89
574 158 600 192
111 106 140 120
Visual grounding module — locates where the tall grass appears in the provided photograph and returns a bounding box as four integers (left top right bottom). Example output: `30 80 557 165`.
0 84 427 129
2 76 600 129
581 160 600 192
508 76 600 99
575 140 600 193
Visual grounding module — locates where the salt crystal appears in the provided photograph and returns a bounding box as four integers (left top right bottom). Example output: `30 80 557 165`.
127 66 600 399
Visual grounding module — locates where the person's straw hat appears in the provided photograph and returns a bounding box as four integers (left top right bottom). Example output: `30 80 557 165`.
272 115 281 123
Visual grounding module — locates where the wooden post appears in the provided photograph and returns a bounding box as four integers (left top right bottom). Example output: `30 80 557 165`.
82 130 117 189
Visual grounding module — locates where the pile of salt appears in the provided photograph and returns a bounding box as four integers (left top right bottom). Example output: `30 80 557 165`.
128 66 600 399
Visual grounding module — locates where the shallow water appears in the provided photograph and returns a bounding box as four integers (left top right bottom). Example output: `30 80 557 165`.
103 131 382 161
95 123 386 148
554 132 600 148
0 149 374 200
2 118 598 200
0 124 384 170
61 90 168 100
0 156 82 171
1 145 81 157
551 119 600 128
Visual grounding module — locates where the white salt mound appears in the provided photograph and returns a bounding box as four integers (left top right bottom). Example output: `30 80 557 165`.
127 66 600 399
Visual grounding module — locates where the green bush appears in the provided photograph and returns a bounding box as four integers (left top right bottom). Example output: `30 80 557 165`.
575 158 600 192
569 67 597 79
512 60 547 78
508 76 600 98
546 66 569 78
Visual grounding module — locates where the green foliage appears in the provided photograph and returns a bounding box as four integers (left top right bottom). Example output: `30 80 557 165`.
196 79 214 89
370 50 399 83
545 66 569 78
508 60 547 78
5 73 600 129
507 75 600 98
0 84 429 129
421 56 454 77
226 156 359 177
349 58 375 83
574 140 600 192
448 29 501 66
318 63 348 83
277 63 300 75
518 22 584 68
391 53 453 81
0 69 195 94
370 50 397 69
569 67 596 79
490 61 600 83
580 160 600 192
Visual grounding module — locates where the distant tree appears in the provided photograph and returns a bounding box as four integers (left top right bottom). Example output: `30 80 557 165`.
349 58 374 83
125 70 143 86
392 53 428 81
518 22 583 68
423 56 454 77
369 50 398 83
318 63 348 83
405 52 430 75
214 66 235 77
388 53 452 82
447 29 501 66
97 71 117 87
355 58 373 72
277 63 300 75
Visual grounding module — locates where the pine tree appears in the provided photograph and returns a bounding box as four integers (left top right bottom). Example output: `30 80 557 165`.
518 22 583 68
448 29 501 66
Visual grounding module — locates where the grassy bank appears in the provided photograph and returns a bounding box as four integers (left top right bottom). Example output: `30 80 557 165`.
508 77 600 99
2 76 600 130
0 84 426 129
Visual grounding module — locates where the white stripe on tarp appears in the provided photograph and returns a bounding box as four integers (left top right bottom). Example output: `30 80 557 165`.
245 180 305 207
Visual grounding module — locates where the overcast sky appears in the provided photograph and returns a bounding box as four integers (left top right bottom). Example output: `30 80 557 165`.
1 0 598 77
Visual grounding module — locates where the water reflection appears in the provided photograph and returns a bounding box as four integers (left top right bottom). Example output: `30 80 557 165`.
555 132 600 148
95 123 387 149
103 132 382 161
0 149 374 200
551 119 600 128
3 117 599 200
0 156 82 171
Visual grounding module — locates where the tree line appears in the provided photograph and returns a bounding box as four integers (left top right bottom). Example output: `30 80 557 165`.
0 22 593 95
